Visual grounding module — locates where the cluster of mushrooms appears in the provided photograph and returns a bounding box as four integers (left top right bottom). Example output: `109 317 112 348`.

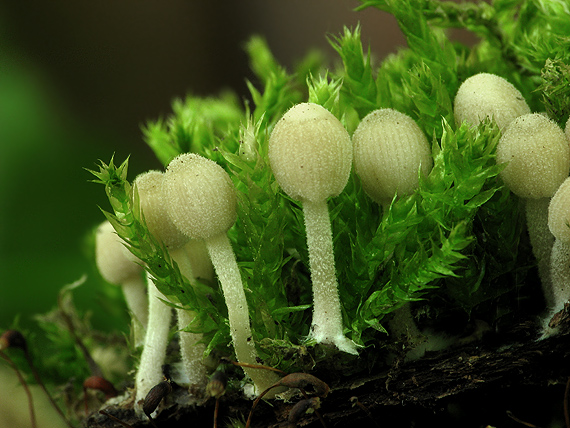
94 72 570 413
455 73 570 337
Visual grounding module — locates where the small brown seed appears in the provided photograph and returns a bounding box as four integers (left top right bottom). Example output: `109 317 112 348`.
143 380 172 419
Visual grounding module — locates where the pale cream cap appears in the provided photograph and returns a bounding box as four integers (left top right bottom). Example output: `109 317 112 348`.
496 113 570 199
164 153 237 240
353 108 432 205
268 103 352 203
454 72 530 131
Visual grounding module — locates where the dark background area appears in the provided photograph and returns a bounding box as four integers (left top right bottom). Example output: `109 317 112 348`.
0 1 475 332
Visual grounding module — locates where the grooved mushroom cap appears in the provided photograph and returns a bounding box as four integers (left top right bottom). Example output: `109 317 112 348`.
454 73 530 131
95 221 142 285
352 108 433 205
164 153 237 241
134 170 188 250
496 113 570 199
549 177 570 243
268 103 352 203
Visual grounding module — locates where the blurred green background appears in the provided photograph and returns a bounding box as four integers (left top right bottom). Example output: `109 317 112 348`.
0 1 418 335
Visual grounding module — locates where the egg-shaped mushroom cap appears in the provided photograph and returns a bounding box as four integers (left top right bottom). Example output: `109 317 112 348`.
549 177 570 243
95 221 142 285
164 153 237 241
268 103 352 203
496 113 570 199
134 170 189 250
352 108 433 205
454 73 530 131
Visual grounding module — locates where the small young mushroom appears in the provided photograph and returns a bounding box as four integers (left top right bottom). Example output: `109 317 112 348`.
352 108 433 212
95 221 148 340
496 113 570 308
268 102 357 355
163 153 280 394
133 170 213 403
453 72 530 131
352 108 434 357
544 176 570 336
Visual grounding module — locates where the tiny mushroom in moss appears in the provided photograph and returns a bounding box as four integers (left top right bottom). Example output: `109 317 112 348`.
352 108 433 212
134 170 214 403
496 113 570 308
544 176 570 335
269 102 358 355
454 72 530 131
352 108 436 357
163 153 281 395
95 221 148 342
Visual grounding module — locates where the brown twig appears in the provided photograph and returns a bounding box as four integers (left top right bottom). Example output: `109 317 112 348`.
99 410 134 428
507 410 541 428
58 286 103 378
0 350 37 428
25 351 76 428
245 373 330 428
213 396 220 428
2 330 73 428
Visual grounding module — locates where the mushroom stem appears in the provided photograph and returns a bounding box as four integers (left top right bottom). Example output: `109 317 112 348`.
164 153 282 395
135 273 172 405
303 199 356 354
168 244 210 387
387 304 422 340
525 197 556 307
121 276 149 328
268 102 357 355
135 170 214 392
543 176 570 337
177 309 206 387
95 221 148 345
550 239 570 311
205 232 277 392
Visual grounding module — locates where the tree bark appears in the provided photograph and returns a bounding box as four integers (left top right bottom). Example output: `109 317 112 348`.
86 314 570 428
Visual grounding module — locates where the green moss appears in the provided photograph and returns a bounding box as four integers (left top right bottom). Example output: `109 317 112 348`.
10 0 568 398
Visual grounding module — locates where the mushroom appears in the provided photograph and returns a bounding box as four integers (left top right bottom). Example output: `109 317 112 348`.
268 102 357 355
454 72 530 131
133 171 214 403
496 113 570 308
545 176 570 336
95 221 148 343
352 108 434 357
163 153 280 394
352 108 433 212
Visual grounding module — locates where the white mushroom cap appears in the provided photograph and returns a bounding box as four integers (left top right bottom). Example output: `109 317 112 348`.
95 221 142 285
496 113 570 199
549 177 570 243
268 102 352 203
134 170 188 250
565 116 570 143
454 73 530 131
164 153 237 241
352 108 433 205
